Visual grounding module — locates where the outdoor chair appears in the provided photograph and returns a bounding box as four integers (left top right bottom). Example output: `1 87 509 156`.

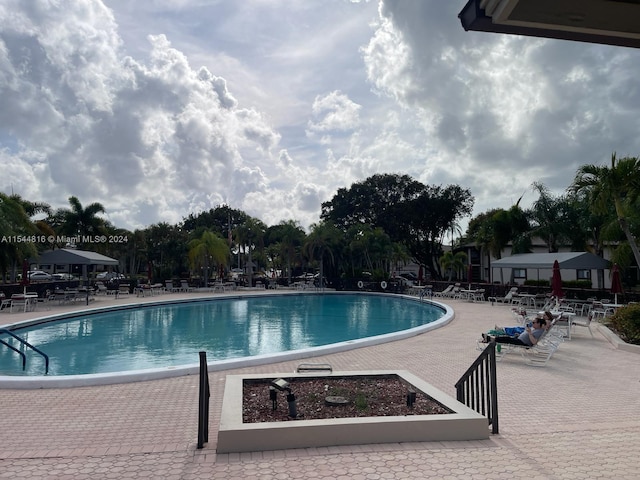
180 280 194 293
488 287 518 304
571 314 595 337
477 319 563 367
433 285 453 297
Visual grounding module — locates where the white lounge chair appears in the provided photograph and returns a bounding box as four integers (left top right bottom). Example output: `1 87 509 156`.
433 285 454 297
488 287 518 304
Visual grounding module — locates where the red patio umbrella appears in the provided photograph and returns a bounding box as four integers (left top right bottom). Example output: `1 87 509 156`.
610 263 623 305
551 259 563 303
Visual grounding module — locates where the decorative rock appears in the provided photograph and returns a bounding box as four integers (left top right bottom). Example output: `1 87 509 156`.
325 396 349 406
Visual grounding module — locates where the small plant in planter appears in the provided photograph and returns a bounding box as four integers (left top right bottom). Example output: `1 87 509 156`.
609 303 640 345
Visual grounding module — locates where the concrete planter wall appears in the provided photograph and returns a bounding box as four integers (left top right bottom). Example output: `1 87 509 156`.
217 370 489 453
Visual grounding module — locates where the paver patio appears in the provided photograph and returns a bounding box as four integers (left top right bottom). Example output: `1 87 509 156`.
1 292 639 479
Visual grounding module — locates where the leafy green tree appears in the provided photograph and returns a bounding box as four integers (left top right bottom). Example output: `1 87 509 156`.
403 184 474 279
303 221 342 287
439 251 467 282
145 222 189 278
0 193 38 282
321 173 424 241
187 230 229 286
236 217 266 286
570 153 640 269
266 220 306 284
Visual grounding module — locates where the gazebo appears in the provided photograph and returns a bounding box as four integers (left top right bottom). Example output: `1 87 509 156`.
491 252 611 289
36 248 119 283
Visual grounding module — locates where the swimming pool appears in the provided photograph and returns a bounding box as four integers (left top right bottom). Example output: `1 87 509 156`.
0 292 452 387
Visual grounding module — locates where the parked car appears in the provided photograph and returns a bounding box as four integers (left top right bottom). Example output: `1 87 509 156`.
27 270 53 281
399 272 418 281
96 272 125 280
52 273 76 281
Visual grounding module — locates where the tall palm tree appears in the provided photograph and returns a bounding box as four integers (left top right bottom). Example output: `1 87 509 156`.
272 220 305 284
439 251 467 282
236 217 266 286
54 196 107 248
303 221 341 288
188 230 229 286
570 153 640 269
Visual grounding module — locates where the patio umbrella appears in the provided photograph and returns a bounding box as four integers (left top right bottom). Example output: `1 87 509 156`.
610 263 623 304
418 265 423 285
20 259 30 294
467 263 473 289
147 261 153 284
551 259 563 306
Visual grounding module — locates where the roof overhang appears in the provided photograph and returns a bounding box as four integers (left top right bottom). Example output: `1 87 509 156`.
459 0 640 49
491 252 611 270
36 248 119 266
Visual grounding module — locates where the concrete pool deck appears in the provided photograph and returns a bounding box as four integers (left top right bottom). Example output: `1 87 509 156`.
1 290 639 479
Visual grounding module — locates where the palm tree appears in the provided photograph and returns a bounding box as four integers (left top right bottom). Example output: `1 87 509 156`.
439 251 467 282
187 230 229 286
270 220 305 284
54 196 107 248
303 221 341 288
235 217 266 286
570 153 640 269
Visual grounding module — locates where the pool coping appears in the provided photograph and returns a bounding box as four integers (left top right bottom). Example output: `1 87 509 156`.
0 292 454 389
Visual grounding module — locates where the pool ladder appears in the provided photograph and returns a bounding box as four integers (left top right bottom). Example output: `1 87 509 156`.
0 328 49 374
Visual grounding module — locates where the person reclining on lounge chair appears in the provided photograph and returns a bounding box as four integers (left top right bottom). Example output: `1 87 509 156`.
489 311 554 337
482 312 552 347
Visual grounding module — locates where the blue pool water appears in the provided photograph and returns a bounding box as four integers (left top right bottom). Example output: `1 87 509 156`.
0 293 445 377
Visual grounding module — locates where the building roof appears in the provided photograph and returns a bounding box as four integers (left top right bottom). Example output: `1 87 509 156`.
491 252 611 270
37 248 119 266
459 0 640 49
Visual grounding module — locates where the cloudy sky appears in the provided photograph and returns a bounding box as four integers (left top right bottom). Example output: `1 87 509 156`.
2 0 640 235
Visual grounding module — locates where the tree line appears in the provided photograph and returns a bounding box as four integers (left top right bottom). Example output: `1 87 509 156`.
1 153 639 285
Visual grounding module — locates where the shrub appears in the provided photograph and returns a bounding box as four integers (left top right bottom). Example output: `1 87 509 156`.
562 280 592 289
524 280 549 287
609 304 640 345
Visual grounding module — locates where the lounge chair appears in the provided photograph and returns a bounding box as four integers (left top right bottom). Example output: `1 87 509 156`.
118 284 130 296
488 287 518 304
180 280 194 293
478 319 563 367
165 280 180 293
95 282 109 295
433 285 454 297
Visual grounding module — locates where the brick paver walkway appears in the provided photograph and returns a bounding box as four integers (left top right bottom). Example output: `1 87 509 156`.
1 292 639 479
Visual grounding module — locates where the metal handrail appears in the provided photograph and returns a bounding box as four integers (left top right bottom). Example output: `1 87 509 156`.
0 338 26 370
454 341 499 434
0 328 49 374
197 351 210 449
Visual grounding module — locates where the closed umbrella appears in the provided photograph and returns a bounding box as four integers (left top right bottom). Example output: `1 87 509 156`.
551 259 563 306
147 261 153 284
610 263 623 305
418 265 423 286
467 263 473 289
21 259 30 294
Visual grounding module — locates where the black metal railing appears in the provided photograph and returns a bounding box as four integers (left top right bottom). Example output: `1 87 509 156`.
197 351 211 449
0 328 49 374
455 341 499 434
